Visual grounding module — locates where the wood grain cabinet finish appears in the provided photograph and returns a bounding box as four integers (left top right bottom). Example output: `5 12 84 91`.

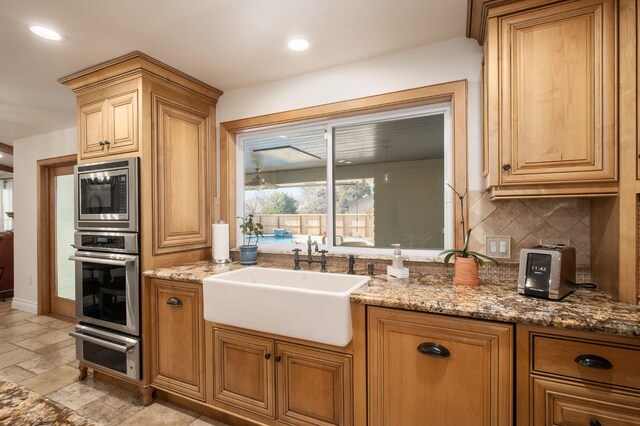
77 82 138 160
483 0 617 197
212 327 353 426
276 342 352 426
149 279 205 400
152 94 211 255
517 325 640 426
213 328 275 417
367 307 513 426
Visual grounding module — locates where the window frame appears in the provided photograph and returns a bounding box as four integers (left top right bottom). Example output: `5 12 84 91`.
220 80 469 255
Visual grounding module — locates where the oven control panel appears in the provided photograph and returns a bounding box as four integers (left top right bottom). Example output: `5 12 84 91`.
74 231 138 254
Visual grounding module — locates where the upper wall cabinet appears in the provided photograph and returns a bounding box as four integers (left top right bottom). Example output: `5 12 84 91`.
77 79 139 161
472 0 617 198
59 52 222 268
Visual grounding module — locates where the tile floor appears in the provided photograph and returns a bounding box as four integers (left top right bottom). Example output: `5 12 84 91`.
0 299 229 426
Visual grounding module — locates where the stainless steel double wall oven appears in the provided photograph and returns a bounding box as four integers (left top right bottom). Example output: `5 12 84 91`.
70 157 142 381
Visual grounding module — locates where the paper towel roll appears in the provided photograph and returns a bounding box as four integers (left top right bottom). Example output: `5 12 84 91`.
212 223 230 262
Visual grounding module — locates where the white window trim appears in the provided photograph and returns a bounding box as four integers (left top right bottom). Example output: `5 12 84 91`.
236 102 453 259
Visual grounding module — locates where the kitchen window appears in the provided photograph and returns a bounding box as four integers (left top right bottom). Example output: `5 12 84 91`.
236 103 454 257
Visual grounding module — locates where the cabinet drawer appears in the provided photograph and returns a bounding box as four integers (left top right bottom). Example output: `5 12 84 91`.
532 377 640 425
533 336 640 390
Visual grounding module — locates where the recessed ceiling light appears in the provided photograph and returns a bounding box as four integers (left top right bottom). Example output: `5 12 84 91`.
288 38 309 52
30 25 63 41
0 154 3 158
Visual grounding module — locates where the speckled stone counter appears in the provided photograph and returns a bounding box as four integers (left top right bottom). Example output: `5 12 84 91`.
143 261 640 338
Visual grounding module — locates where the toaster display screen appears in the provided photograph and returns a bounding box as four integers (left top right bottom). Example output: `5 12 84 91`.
525 253 552 298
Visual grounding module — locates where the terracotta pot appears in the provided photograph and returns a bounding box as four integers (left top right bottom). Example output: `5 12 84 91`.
453 256 480 285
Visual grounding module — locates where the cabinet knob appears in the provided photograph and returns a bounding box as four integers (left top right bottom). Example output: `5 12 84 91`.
166 297 183 307
575 354 612 370
502 163 511 171
264 353 271 360
275 355 282 362
590 419 601 426
98 140 105 146
104 140 110 145
417 342 450 358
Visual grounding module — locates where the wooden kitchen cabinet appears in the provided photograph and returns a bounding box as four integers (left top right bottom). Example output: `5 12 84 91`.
149 279 205 401
213 328 275 417
60 51 222 270
77 79 139 160
368 306 513 426
151 91 213 255
480 0 617 198
517 324 640 426
211 327 353 426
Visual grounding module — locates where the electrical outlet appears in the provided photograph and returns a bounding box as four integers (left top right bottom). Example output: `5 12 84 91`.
485 236 511 259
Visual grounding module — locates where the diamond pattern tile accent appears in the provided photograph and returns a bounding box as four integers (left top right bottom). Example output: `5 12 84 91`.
468 191 591 266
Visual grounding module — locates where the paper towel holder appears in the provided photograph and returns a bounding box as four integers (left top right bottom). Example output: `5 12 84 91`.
213 220 232 264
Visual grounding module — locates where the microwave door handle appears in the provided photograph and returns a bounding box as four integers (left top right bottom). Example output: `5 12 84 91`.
68 256 132 267
69 331 136 353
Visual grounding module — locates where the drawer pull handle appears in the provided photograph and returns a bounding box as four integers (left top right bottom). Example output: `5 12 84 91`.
166 297 183 307
590 419 601 426
417 342 450 358
575 354 612 370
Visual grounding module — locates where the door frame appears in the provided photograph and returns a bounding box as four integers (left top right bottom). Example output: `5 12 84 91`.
37 154 77 318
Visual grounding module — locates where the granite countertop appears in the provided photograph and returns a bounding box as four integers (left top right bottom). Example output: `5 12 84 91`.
143 261 640 338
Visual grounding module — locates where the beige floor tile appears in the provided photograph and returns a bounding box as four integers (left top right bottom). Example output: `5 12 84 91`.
19 364 78 395
0 365 36 383
17 343 77 374
3 328 53 344
119 401 198 426
0 340 19 354
190 416 230 426
33 337 75 355
47 380 107 411
0 310 35 325
77 394 145 426
0 321 52 341
14 329 75 351
0 347 38 369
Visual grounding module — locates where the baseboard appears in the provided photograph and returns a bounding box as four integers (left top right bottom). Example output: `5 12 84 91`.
11 298 38 314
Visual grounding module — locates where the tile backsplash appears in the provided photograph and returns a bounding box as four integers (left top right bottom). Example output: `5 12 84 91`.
467 191 591 266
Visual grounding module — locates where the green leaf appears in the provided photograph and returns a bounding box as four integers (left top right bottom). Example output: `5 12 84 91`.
443 252 457 264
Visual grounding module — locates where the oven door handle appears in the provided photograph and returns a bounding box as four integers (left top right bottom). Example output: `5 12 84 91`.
69 256 133 267
69 331 136 353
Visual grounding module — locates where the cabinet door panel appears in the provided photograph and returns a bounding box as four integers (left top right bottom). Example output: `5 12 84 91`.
532 377 640 426
276 342 352 426
498 0 616 185
213 329 274 418
153 95 210 254
78 100 106 160
106 91 138 155
150 280 204 400
368 307 512 426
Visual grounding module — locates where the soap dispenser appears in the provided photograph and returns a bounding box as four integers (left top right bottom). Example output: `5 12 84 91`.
387 243 409 278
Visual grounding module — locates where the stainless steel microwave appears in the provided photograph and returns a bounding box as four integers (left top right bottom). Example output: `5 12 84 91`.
74 157 138 232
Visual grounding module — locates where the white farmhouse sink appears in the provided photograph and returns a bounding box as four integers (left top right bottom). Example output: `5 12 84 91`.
202 267 370 347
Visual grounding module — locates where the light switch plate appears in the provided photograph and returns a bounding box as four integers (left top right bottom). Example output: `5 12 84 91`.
485 236 511 259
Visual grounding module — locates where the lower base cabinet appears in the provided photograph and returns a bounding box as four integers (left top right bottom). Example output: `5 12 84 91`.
149 279 205 400
212 327 353 426
367 307 513 426
518 325 640 426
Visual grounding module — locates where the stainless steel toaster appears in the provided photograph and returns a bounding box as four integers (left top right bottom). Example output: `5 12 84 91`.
517 245 576 300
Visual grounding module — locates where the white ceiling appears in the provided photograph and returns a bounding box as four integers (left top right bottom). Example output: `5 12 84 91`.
0 0 467 146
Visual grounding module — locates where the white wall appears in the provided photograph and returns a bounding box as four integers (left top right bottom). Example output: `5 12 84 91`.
217 36 484 189
12 127 76 313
